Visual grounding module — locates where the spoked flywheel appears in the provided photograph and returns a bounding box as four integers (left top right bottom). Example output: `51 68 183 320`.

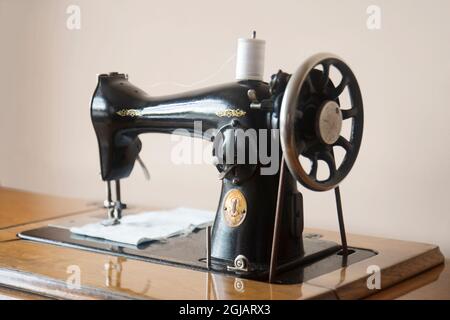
280 53 364 191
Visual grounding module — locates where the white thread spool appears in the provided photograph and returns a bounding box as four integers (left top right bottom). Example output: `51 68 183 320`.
235 33 265 81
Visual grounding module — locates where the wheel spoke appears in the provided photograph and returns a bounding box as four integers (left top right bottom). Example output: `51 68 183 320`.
321 63 330 91
296 140 307 154
342 108 357 119
309 154 318 180
335 136 354 154
304 139 318 151
320 150 336 179
306 74 316 94
329 75 349 100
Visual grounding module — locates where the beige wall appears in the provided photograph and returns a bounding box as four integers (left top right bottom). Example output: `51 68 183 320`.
1 0 449 255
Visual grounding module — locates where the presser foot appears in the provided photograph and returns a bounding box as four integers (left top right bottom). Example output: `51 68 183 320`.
102 180 126 226
101 214 121 226
101 204 124 226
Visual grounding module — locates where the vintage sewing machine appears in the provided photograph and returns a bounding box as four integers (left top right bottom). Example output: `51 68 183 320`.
19 34 375 284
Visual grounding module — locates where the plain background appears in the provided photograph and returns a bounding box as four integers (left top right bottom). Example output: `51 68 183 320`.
0 0 449 256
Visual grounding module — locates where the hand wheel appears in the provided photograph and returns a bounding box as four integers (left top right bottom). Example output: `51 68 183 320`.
280 53 364 191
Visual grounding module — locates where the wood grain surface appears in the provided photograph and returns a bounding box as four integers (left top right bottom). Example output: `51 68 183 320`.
0 188 446 300
0 187 98 229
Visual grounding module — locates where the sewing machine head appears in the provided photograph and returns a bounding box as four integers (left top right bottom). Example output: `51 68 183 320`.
90 33 364 281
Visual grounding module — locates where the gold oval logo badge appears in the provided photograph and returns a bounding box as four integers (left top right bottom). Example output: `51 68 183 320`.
223 189 247 228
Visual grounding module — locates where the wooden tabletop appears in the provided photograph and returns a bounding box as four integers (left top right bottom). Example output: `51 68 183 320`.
368 260 450 300
0 187 448 300
0 187 98 229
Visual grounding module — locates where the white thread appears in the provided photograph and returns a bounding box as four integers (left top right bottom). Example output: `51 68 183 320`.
146 54 236 89
235 38 265 81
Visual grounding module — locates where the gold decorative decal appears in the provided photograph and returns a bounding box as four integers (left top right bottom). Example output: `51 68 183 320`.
216 109 246 118
116 109 142 117
223 189 247 228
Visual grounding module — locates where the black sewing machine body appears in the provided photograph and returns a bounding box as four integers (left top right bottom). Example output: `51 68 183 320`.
19 39 370 283
91 73 307 276
88 47 367 279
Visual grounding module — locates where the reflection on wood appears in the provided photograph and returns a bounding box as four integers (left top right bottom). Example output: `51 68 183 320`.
0 188 446 299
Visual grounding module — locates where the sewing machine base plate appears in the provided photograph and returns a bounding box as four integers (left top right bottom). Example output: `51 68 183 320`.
19 226 376 284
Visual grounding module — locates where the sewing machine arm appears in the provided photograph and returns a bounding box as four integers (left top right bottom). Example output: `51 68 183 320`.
90 72 270 181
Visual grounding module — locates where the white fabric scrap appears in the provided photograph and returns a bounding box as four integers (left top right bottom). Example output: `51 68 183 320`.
70 207 214 246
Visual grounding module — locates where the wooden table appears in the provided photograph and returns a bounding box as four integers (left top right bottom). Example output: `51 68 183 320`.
0 187 448 300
